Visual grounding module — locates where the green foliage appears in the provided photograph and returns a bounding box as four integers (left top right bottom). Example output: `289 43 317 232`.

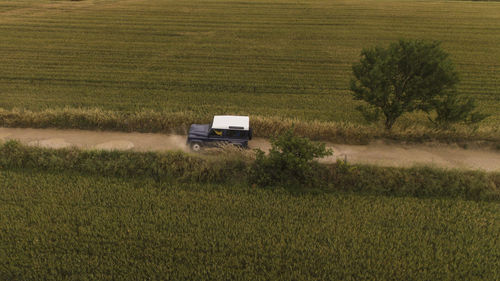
351 39 459 129
355 104 382 123
333 158 357 175
430 94 489 128
250 129 332 188
0 169 499 280
327 164 500 201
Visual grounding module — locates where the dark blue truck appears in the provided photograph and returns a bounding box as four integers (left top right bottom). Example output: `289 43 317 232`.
187 115 252 151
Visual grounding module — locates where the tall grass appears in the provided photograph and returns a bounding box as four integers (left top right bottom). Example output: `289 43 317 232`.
1 141 498 201
0 140 251 184
1 107 499 144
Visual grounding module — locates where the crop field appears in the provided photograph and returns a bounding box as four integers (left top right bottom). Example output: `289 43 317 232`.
0 0 499 131
1 1 499 279
0 168 498 280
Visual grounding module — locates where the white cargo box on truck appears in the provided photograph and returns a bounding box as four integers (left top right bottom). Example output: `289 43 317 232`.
211 115 250 130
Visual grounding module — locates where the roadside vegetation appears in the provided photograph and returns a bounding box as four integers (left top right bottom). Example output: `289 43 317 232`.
0 0 499 143
1 140 498 201
250 129 332 188
1 107 498 144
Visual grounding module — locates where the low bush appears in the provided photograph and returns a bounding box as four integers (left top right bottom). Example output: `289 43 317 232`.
249 129 332 188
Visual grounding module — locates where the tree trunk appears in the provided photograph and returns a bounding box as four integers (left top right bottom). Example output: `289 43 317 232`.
384 116 396 130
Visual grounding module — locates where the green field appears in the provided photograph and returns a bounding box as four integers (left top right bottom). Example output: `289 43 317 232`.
1 168 498 280
0 0 499 130
2 1 499 279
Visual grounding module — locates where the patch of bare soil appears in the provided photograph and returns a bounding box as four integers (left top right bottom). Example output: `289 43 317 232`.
95 140 135 151
1 127 499 172
0 0 146 23
322 141 500 172
28 138 72 149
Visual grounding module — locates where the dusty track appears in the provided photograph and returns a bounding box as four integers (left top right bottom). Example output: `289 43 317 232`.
1 127 499 172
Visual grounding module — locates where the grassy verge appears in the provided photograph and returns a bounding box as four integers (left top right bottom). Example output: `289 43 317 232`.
1 107 499 144
1 140 498 201
0 169 498 280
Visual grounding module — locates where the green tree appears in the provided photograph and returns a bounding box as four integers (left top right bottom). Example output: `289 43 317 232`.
429 94 488 128
350 39 459 130
249 129 332 188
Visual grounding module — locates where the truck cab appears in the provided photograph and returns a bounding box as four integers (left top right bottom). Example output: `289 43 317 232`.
187 115 252 151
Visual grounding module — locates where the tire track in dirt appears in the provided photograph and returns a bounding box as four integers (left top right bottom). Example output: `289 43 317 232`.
1 127 499 172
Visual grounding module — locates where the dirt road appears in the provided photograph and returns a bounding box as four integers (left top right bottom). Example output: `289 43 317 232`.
1 127 499 172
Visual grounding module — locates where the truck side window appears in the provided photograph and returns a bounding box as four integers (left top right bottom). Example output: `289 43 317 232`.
226 130 241 138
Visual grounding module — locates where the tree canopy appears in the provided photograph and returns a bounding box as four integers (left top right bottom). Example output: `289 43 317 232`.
350 39 460 129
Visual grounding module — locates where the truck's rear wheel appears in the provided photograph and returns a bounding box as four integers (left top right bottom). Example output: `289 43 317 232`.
190 142 202 152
